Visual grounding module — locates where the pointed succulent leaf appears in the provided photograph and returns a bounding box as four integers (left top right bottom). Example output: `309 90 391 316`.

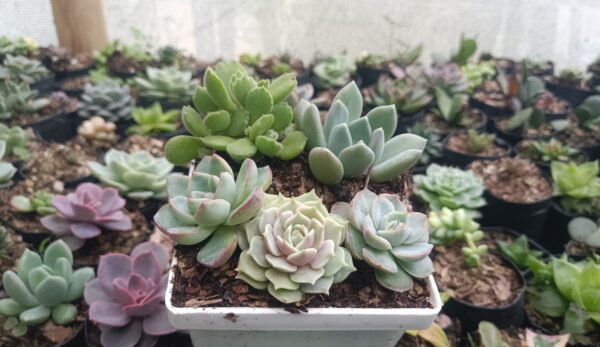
328 123 353 156
332 81 362 121
196 226 238 268
302 104 327 149
365 105 397 140
204 67 237 112
165 135 210 165
245 86 273 123
192 87 219 114
323 100 350 140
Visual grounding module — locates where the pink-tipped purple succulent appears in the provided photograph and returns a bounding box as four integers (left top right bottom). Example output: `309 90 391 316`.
84 241 175 347
40 183 132 250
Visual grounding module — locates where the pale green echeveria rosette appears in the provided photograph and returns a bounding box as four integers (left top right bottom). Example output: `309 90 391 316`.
332 189 433 293
236 191 356 304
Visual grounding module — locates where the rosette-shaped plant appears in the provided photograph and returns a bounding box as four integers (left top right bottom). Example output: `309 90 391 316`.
134 67 197 104
78 116 117 142
10 191 56 215
313 55 355 89
331 189 433 292
0 80 49 120
78 80 135 122
0 55 49 84
154 154 271 267
0 240 94 337
413 164 486 217
165 61 307 164
88 149 174 200
236 191 355 303
0 140 17 188
84 241 175 347
295 82 427 185
0 124 31 160
552 161 600 217
127 103 179 135
40 183 132 250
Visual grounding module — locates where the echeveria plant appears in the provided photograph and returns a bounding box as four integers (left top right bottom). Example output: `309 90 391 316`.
134 67 197 104
10 191 56 215
236 191 355 303
127 103 179 135
0 240 94 336
331 189 433 292
0 80 49 120
88 149 174 200
40 183 132 250
568 217 600 248
165 61 306 164
84 241 175 347
78 80 135 122
154 154 271 268
551 161 600 217
0 55 49 84
0 140 17 188
0 124 31 160
295 82 426 185
312 56 355 89
413 164 486 217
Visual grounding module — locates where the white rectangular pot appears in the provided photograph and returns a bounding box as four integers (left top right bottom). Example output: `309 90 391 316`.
166 257 442 347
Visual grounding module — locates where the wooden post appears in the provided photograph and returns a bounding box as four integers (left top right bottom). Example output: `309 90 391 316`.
50 0 108 54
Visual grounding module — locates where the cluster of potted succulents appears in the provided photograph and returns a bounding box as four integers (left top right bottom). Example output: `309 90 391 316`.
0 32 599 347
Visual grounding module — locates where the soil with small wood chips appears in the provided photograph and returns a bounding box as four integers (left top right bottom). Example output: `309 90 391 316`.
424 109 486 135
434 238 523 307
473 80 512 109
534 91 569 115
446 132 509 157
49 52 94 72
0 226 28 285
565 240 599 258
171 246 431 309
7 92 78 127
73 210 149 267
60 75 91 92
115 135 165 157
469 158 552 204
556 123 600 148
495 117 554 139
108 51 150 75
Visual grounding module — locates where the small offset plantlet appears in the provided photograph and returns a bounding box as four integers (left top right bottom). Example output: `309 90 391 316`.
450 34 477 66
239 53 261 68
88 149 174 200
0 80 49 120
0 141 17 188
84 241 175 347
551 161 600 217
433 86 468 125
465 129 496 154
10 191 56 215
296 82 427 185
497 234 543 270
429 208 487 267
574 95 600 131
394 43 423 67
165 61 307 164
134 67 197 104
413 164 486 217
355 52 385 68
0 240 94 337
365 75 432 115
568 217 600 248
461 61 495 92
77 116 117 143
332 189 433 292
154 154 271 268
127 103 179 135
0 55 49 84
407 122 443 166
313 55 355 89
157 45 182 66
520 139 580 164
78 80 135 122
236 191 355 303
271 62 291 75
0 124 31 160
40 183 132 250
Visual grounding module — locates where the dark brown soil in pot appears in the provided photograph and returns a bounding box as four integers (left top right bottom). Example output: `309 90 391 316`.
115 135 166 157
473 80 511 109
424 109 487 135
108 51 150 77
533 91 570 116
59 75 90 95
256 56 307 80
494 117 554 141
7 92 78 128
445 132 509 157
565 240 599 258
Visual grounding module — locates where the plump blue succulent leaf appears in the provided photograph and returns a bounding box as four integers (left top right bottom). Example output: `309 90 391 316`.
379 133 427 163
371 149 424 182
308 148 344 185
51 303 77 325
375 268 414 293
332 82 363 122
338 142 375 178
196 226 238 268
365 105 397 140
65 267 94 302
323 100 350 140
16 249 42 283
397 257 434 278
293 99 312 131
19 305 50 326
368 128 385 163
302 104 327 150
35 276 68 307
3 271 38 307
347 117 372 145
27 267 51 293
0 298 26 317
362 247 398 273
328 123 352 156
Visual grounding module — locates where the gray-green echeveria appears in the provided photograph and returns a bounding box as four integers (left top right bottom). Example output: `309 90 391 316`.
134 67 198 104
236 191 355 304
332 189 433 292
78 80 135 122
154 154 271 268
88 149 174 200
413 163 486 217
294 81 427 185
0 240 94 337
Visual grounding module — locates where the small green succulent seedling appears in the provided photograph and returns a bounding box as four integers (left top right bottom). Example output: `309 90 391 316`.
433 86 468 125
461 61 495 92
407 122 443 166
465 129 496 154
134 67 198 104
450 34 477 66
239 53 262 68
551 161 600 217
88 149 174 200
0 141 17 189
574 95 600 131
10 192 56 215
413 164 486 217
505 107 545 132
497 234 543 270
332 189 433 292
78 80 134 122
365 76 432 116
0 80 49 120
394 43 423 67
271 63 291 75
0 240 94 337
429 208 488 267
568 217 600 248
0 55 49 84
154 154 271 268
127 103 179 135
157 45 182 66
521 139 580 164
165 61 307 164
313 56 355 89
0 36 37 59
0 124 30 160
558 69 584 86
356 53 385 68
296 82 426 185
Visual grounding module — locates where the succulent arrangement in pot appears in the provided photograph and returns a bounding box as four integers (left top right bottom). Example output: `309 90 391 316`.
514 138 585 174
443 129 510 168
0 55 51 88
0 224 28 287
0 80 50 126
544 68 595 107
78 80 135 128
134 67 198 108
0 124 32 161
97 34 154 78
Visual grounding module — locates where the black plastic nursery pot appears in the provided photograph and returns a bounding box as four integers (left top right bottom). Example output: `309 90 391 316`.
543 104 571 122
29 111 80 143
51 65 93 81
442 133 511 169
1 217 51 246
395 108 426 135
490 118 552 146
441 255 526 334
480 189 552 242
580 142 600 161
540 199 578 254
545 81 595 108
355 65 387 87
31 75 57 96
469 97 513 119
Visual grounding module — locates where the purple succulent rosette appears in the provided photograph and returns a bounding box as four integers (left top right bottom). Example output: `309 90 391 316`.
84 241 176 347
40 183 133 250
